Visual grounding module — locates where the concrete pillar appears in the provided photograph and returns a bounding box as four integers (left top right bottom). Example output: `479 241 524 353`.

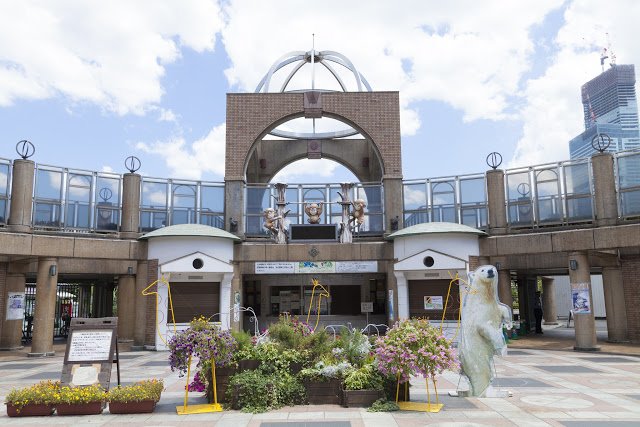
541 277 558 324
386 261 398 325
225 180 245 238
497 268 513 309
568 252 599 351
8 159 35 233
222 272 234 331
394 272 409 320
120 173 141 239
383 177 404 233
133 260 148 349
117 275 136 343
486 169 507 235
0 272 26 350
29 258 58 357
602 267 628 343
591 152 617 227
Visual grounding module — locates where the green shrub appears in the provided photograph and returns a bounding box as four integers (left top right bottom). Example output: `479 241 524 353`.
367 398 400 412
228 369 305 412
344 363 384 391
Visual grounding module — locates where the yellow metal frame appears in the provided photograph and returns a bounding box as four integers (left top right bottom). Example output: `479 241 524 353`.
141 276 177 347
396 374 443 413
306 278 330 330
176 355 223 414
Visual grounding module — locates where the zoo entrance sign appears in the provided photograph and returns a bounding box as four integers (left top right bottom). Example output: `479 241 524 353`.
255 261 377 274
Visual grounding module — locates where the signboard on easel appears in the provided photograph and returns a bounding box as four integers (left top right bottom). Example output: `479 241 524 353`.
61 317 119 390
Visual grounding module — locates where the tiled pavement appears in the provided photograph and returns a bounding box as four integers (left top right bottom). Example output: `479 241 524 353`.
1 327 640 426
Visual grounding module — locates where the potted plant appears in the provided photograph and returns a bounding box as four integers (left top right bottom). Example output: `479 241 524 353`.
54 384 106 416
168 316 238 404
5 380 59 417
375 318 458 402
342 363 385 407
107 379 164 414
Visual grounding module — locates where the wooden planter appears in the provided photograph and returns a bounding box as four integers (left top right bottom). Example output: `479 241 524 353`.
6 403 55 417
304 379 343 405
109 400 156 414
56 402 104 416
343 389 384 408
206 366 237 404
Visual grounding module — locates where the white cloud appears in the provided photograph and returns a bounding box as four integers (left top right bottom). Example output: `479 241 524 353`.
0 0 223 114
510 0 640 168
272 159 345 183
221 0 564 135
136 123 226 180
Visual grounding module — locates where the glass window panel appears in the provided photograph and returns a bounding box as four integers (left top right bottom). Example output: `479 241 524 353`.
618 154 640 189
172 184 196 208
403 183 426 210
535 169 559 197
0 164 9 195
404 210 428 227
141 181 167 208
201 185 224 213
246 187 271 215
564 163 591 195
431 181 455 205
36 169 63 200
621 191 640 217
0 200 7 223
506 172 531 201
459 178 486 204
566 197 593 220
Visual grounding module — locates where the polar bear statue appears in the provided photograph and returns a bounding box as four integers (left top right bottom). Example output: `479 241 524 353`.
459 265 513 397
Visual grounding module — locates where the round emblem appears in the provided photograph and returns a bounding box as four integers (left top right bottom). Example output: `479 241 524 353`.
124 156 141 173
16 140 35 159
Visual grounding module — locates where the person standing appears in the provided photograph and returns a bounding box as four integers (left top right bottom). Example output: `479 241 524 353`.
534 291 544 334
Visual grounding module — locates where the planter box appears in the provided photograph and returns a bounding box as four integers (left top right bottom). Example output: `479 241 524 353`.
206 366 237 404
304 379 343 405
109 400 156 414
56 402 103 416
6 403 55 417
343 389 384 408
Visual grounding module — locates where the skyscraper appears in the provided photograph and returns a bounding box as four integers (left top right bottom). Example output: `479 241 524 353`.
569 64 640 159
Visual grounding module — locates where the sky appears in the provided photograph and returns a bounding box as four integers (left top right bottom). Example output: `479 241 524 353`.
1 0 639 184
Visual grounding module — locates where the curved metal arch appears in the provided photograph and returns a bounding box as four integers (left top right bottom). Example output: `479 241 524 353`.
255 51 306 93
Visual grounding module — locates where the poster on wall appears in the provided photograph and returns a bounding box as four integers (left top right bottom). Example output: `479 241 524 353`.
424 296 444 310
6 292 25 320
233 291 240 322
571 283 591 314
296 261 335 274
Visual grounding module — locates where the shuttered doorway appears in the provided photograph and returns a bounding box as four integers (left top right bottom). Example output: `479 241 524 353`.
408 279 460 321
169 282 220 323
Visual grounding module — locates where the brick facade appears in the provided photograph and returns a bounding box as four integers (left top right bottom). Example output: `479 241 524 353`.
225 92 402 180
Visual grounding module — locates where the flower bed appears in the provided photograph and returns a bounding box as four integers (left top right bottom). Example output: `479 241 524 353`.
5 380 59 417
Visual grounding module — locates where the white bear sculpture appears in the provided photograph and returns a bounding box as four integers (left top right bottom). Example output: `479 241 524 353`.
459 265 513 397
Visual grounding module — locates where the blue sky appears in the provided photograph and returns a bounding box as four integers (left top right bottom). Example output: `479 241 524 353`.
1 0 639 184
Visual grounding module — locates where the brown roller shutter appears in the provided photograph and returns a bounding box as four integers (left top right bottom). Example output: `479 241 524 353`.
169 282 220 323
408 279 460 321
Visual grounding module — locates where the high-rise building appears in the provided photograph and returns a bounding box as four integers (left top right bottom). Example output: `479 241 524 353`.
569 64 640 159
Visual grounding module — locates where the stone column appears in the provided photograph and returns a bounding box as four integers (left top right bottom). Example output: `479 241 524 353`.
117 275 136 346
133 260 148 349
120 172 141 239
0 272 26 350
497 268 513 309
225 179 245 238
541 277 558 324
393 272 409 320
383 177 404 233
568 252 598 351
602 267 628 343
8 159 35 233
29 258 58 357
486 169 507 235
591 152 617 227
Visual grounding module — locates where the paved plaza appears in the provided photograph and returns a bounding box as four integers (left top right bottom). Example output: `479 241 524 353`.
1 326 640 426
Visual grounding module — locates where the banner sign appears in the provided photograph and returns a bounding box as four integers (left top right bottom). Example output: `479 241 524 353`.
6 292 25 320
571 283 591 314
256 261 378 274
424 296 444 310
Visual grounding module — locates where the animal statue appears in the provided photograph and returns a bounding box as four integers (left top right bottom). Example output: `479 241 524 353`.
349 199 366 229
263 208 281 236
459 265 512 397
304 202 323 224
